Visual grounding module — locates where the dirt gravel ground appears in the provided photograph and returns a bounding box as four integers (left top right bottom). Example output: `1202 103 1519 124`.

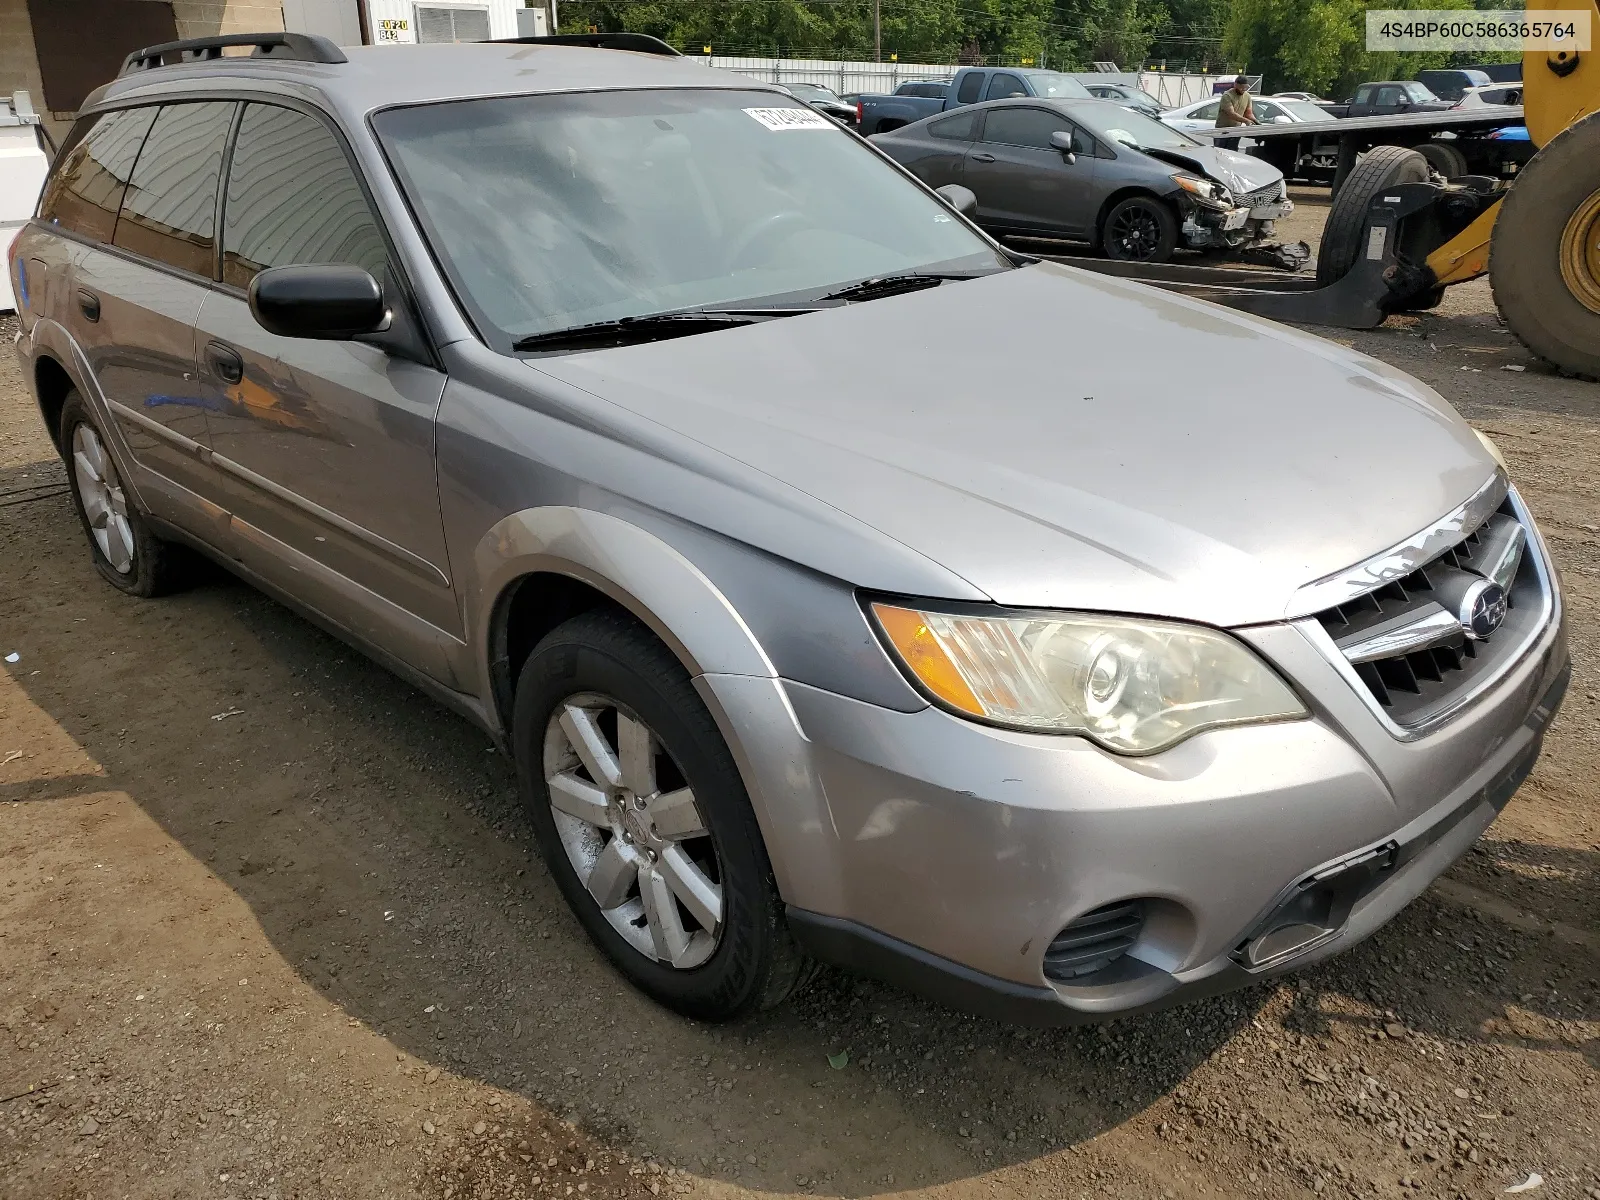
2 196 1597 1200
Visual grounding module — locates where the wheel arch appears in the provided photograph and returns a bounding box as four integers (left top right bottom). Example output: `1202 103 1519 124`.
474 508 842 915
473 507 778 740
1094 186 1179 240
32 351 76 453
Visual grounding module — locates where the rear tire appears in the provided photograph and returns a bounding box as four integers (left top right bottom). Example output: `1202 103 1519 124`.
1490 109 1600 380
1317 145 1430 286
511 608 809 1021
1101 195 1178 263
59 391 191 598
1415 140 1468 179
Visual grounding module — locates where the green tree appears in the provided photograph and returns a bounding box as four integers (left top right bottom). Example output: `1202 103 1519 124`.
1223 0 1477 96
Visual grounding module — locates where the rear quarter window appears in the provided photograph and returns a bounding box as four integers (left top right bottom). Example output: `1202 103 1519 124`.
928 110 978 140
37 107 157 243
955 73 985 104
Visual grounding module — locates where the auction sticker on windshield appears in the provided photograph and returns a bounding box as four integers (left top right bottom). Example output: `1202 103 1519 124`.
745 107 834 130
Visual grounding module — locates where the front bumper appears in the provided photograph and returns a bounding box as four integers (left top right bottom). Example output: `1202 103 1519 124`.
697 596 1567 1024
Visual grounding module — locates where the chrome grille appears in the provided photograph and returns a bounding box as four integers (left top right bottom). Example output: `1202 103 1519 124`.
1313 498 1546 729
1238 181 1284 209
1043 900 1144 982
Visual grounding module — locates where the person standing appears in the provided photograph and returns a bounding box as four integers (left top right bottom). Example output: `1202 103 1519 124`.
1216 74 1255 150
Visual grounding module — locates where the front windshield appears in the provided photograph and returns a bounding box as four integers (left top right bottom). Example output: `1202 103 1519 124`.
1406 82 1440 101
1073 104 1199 149
787 83 840 102
1135 88 1164 106
1279 99 1329 121
374 90 1005 350
1024 72 1094 99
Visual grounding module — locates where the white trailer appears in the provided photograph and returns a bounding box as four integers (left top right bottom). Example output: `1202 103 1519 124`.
1 93 51 315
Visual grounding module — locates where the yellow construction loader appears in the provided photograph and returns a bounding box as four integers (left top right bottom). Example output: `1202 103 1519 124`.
1393 0 1600 376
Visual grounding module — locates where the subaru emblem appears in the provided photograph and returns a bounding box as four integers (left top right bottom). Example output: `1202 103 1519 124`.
1458 578 1507 640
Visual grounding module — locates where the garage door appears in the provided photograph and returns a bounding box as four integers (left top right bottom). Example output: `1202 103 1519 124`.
415 5 492 42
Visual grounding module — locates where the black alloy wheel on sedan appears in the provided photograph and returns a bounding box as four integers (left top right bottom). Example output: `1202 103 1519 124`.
1102 195 1178 262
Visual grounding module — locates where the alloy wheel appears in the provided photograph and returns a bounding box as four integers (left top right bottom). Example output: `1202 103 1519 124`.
1110 204 1162 260
543 693 723 969
71 423 135 575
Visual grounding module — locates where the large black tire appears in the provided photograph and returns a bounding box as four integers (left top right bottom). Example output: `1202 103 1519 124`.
1316 145 1430 286
1415 139 1468 179
511 608 809 1022
59 391 191 598
1101 195 1178 263
1490 109 1600 379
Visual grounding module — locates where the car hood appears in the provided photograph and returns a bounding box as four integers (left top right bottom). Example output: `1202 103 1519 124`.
1142 143 1283 194
531 262 1496 627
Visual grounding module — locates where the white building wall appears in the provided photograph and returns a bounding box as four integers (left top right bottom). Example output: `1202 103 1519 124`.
282 0 364 45
691 57 954 96
366 0 520 43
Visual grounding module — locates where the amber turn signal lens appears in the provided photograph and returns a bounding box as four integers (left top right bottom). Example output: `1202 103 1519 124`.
871 602 984 715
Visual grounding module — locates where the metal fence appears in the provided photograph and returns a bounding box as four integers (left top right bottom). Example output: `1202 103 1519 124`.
686 56 954 96
683 55 1248 107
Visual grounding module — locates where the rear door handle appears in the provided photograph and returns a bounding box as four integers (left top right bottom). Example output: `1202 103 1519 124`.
204 340 244 385
77 289 100 322
971 152 996 163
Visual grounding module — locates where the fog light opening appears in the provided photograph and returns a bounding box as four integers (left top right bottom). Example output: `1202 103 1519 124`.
1043 899 1147 983
1235 841 1399 971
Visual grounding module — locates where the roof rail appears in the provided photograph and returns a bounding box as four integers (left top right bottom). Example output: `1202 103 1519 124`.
490 33 681 57
119 31 347 76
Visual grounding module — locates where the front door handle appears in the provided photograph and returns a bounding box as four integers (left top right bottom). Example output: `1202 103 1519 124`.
77 289 100 322
205 341 244 385
971 152 996 163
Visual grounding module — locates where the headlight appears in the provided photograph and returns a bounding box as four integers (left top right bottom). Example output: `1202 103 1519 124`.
871 602 1308 755
1171 173 1223 200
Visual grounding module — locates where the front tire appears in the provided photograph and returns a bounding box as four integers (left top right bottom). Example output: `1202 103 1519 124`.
59 390 190 598
1102 195 1178 262
511 608 807 1021
1490 108 1600 379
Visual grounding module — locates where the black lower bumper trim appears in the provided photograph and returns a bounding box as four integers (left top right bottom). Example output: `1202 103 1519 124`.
786 907 1066 1024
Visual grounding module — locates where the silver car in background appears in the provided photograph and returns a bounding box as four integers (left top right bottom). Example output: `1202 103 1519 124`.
11 35 1568 1025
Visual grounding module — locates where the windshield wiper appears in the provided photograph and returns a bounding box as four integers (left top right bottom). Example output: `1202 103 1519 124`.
512 308 808 353
817 272 981 303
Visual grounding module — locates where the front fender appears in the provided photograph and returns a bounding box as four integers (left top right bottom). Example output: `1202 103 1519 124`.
468 506 846 909
469 506 777 694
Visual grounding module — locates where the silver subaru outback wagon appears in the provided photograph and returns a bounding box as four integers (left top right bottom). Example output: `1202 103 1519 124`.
9 32 1568 1024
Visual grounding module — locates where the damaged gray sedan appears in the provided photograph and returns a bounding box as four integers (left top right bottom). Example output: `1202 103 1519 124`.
872 97 1294 262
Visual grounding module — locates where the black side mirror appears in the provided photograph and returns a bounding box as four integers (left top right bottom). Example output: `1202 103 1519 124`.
934 183 978 217
1048 130 1077 164
248 264 388 340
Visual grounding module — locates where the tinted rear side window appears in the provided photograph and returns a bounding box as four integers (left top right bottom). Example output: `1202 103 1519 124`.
929 110 978 140
37 107 157 243
221 104 388 290
956 73 984 104
113 101 236 276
